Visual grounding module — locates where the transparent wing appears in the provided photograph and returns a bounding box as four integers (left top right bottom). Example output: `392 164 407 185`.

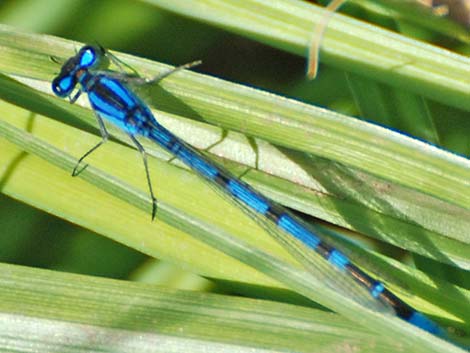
152 131 393 314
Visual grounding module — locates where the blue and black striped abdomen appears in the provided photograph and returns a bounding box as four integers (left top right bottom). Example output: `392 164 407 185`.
149 122 445 337
53 44 447 341
85 74 156 136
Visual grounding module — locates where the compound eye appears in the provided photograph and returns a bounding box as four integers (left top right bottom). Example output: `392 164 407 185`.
52 75 76 97
78 46 98 68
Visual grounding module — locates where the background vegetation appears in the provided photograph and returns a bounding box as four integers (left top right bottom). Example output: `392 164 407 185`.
0 0 469 352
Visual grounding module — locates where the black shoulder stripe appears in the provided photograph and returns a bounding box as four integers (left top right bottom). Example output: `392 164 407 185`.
214 172 230 187
266 206 283 223
316 241 333 259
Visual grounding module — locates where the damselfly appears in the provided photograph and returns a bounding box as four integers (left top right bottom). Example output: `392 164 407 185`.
51 44 446 339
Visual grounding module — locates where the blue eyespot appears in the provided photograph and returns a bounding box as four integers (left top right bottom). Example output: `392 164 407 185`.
52 75 76 97
79 46 97 68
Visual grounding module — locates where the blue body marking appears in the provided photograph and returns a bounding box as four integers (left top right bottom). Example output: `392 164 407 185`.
370 282 385 298
51 45 447 339
328 249 349 271
226 179 271 214
278 214 321 249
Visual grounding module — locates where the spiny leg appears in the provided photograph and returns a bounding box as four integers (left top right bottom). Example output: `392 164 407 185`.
72 112 109 176
146 60 202 85
117 60 202 86
69 89 83 104
101 45 141 77
129 134 157 220
94 59 202 86
98 42 201 82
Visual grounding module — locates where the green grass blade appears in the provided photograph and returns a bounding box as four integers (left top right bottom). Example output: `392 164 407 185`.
1 27 469 269
0 262 405 353
322 0 470 43
145 0 470 112
0 23 469 352
4 98 464 353
346 73 441 145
